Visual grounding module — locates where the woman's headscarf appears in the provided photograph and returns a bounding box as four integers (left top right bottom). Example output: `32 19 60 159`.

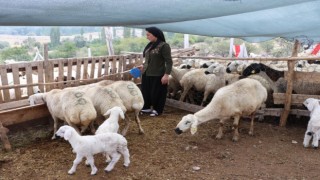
143 27 166 57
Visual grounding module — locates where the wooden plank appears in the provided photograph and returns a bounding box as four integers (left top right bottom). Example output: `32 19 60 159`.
97 57 103 78
118 56 124 79
280 40 299 127
11 65 21 100
90 57 96 79
25 63 33 96
284 71 320 82
273 93 320 105
112 57 117 74
57 59 64 89
83 58 89 80
104 57 110 76
0 99 31 111
37 61 45 92
0 66 10 102
75 58 82 86
0 104 50 126
66 58 74 87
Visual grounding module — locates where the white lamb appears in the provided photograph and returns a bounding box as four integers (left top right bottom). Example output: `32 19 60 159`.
28 89 97 139
175 78 267 142
91 106 125 164
55 125 130 175
303 98 320 148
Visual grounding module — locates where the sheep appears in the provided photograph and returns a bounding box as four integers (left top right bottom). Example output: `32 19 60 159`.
175 78 267 142
95 106 125 135
91 106 125 164
28 89 97 139
303 98 320 148
226 60 250 74
241 63 320 95
168 66 193 98
179 64 226 106
55 125 130 175
0 122 11 151
104 81 145 135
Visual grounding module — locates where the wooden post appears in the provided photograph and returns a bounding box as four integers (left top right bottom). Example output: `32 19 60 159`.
279 40 299 126
43 44 51 92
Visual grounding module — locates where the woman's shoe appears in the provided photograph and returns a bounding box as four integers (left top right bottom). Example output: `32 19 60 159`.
141 109 153 113
150 110 159 117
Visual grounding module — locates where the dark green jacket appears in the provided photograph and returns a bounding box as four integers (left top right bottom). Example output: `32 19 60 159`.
143 42 173 76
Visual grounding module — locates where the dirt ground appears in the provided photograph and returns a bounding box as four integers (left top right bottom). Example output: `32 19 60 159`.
0 106 318 180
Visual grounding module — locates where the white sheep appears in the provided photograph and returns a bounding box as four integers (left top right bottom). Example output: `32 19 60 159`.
179 64 226 106
96 106 125 135
28 89 97 139
303 98 320 148
104 81 144 135
168 66 193 98
91 106 125 164
226 60 250 74
175 78 267 142
55 125 130 175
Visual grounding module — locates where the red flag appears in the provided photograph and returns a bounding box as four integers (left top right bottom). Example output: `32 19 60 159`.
233 45 241 57
311 44 320 55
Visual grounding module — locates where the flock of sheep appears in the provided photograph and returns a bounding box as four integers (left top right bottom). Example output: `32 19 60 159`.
17 57 320 175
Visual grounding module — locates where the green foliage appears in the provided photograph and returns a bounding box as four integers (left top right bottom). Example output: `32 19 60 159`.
22 37 41 51
0 47 32 61
80 28 84 36
74 35 87 48
89 43 108 56
123 27 131 38
50 27 61 47
113 37 148 54
0 41 10 49
260 40 274 53
49 41 77 58
167 33 184 48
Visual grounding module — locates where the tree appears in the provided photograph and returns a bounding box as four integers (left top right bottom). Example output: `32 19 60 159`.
80 28 84 36
74 35 86 48
260 41 274 54
0 41 10 49
50 27 61 47
0 47 32 61
101 27 106 45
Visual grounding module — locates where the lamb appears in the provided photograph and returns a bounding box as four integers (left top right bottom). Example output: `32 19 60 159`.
241 63 320 95
175 78 267 142
95 106 125 135
28 89 97 139
93 106 125 164
179 64 226 106
303 98 320 148
55 125 130 175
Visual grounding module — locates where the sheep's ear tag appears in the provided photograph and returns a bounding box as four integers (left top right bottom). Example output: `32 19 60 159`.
191 127 197 135
251 70 255 74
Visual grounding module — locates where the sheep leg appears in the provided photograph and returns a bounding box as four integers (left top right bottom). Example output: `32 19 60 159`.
232 116 240 142
68 154 83 175
312 133 319 149
249 114 255 136
104 152 121 172
179 86 191 102
51 116 59 139
134 112 144 134
201 91 210 106
216 121 224 139
85 155 98 175
121 115 131 136
0 125 12 151
89 121 96 134
119 146 130 167
303 123 313 148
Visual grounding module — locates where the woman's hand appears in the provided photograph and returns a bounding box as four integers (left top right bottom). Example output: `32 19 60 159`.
161 74 169 85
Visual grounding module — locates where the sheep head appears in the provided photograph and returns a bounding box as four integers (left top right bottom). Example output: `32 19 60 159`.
241 63 261 77
56 125 74 141
175 114 199 135
104 106 125 120
303 98 320 112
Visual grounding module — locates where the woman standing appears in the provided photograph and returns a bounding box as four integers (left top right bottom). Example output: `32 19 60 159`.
140 27 173 116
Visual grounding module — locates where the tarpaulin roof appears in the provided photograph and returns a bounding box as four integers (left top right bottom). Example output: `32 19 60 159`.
1 0 320 42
